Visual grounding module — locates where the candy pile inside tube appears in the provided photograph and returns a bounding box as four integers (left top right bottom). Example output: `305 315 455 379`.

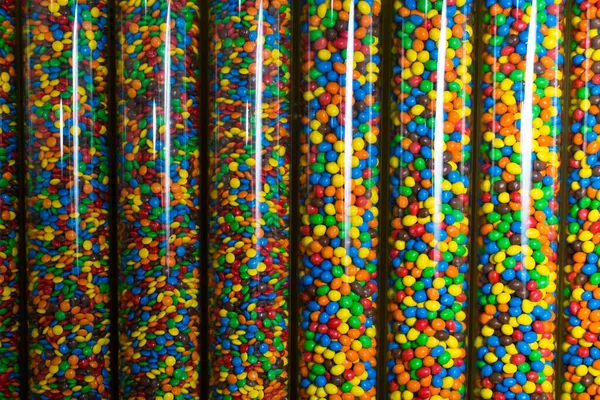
475 1 563 399
117 0 201 397
208 0 291 399
24 0 112 396
299 0 382 398
386 1 474 399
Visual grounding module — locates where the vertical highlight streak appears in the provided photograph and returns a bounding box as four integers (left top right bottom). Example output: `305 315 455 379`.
434 0 448 244
520 0 537 249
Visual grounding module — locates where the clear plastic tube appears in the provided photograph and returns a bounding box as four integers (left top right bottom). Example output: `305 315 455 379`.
0 0 19 395
24 0 112 396
116 0 202 397
208 1 291 399
386 1 474 399
564 1 600 398
298 1 381 398
475 1 564 399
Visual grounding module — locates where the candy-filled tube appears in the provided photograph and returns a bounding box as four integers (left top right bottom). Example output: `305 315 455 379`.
116 0 201 397
386 1 474 399
563 1 600 398
475 1 564 399
298 0 382 398
24 0 112 396
208 1 291 399
0 0 19 396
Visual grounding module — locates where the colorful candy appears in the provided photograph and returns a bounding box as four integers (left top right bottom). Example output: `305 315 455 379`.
563 1 600 398
0 0 19 395
475 1 564 399
24 0 112 396
116 0 201 397
208 1 291 399
386 1 474 399
298 0 381 398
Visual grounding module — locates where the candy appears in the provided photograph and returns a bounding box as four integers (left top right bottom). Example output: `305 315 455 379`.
386 1 474 399
475 1 564 399
208 1 291 399
0 0 19 395
298 0 381 398
116 0 201 397
24 0 112 397
563 1 600 398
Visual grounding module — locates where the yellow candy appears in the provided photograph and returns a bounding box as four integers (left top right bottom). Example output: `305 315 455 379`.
165 356 176 367
357 0 371 14
52 41 64 52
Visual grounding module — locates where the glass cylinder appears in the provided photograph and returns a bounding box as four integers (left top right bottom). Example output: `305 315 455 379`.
298 0 382 398
116 0 202 397
208 1 291 399
386 1 474 399
564 1 600 398
23 0 112 396
475 1 564 399
0 0 19 395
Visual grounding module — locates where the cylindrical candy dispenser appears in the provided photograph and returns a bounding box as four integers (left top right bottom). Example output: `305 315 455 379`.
116 0 202 397
0 0 19 395
24 0 112 396
208 1 291 399
563 1 600 398
298 0 382 398
475 1 564 399
386 1 474 399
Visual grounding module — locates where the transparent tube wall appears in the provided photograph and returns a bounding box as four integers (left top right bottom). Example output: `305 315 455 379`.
24 0 112 396
386 1 474 399
298 0 382 398
116 0 202 397
208 1 291 399
0 0 19 395
475 1 564 399
564 1 600 398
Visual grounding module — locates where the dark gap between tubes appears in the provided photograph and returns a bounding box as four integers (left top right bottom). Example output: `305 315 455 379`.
468 0 485 398
289 0 302 396
378 0 394 396
556 0 574 398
